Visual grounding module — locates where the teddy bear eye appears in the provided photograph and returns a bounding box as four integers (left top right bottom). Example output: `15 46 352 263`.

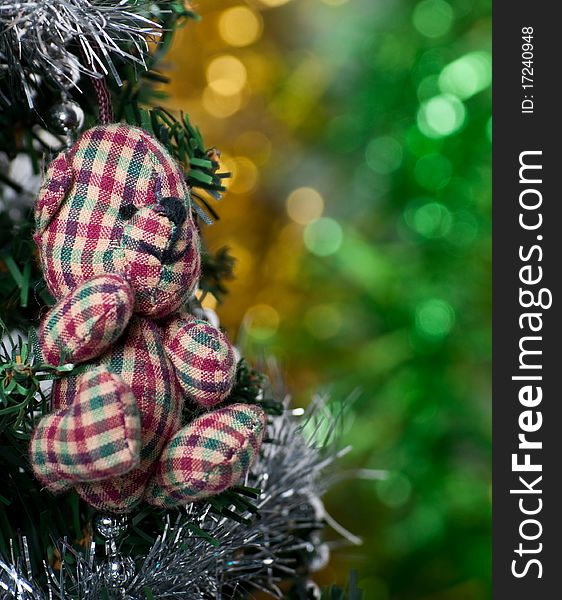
119 204 138 220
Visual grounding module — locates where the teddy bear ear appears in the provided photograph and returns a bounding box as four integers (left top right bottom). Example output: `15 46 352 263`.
35 151 73 236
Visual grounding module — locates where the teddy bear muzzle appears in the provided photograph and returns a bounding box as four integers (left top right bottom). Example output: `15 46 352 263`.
122 202 201 317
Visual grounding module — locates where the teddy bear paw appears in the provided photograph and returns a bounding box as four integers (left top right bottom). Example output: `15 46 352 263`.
144 404 266 508
30 366 142 491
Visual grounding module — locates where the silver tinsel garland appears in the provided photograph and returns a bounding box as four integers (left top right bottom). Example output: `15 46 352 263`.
0 399 366 599
0 0 170 107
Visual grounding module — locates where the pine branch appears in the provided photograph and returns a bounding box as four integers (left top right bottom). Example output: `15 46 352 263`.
120 104 230 223
0 323 94 578
200 247 236 302
0 212 51 330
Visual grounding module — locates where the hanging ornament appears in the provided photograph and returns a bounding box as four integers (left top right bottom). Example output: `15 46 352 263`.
100 553 135 592
95 515 135 590
48 99 85 135
95 514 129 540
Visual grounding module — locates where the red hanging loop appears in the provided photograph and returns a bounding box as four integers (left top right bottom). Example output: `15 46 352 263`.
91 75 114 125
79 44 114 125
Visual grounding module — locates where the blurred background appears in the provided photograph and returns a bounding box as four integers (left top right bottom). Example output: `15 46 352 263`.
164 0 491 598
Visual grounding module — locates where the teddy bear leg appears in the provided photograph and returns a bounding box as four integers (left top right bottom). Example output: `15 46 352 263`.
144 404 266 509
73 465 151 514
30 365 142 492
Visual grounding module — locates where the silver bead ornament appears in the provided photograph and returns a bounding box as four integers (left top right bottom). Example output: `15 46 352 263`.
94 514 129 540
100 553 135 589
48 100 85 135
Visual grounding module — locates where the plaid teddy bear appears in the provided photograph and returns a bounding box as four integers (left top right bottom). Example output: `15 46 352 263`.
29 124 266 514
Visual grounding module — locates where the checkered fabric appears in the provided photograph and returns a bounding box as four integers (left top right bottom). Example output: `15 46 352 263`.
144 404 266 508
29 124 259 514
30 366 141 489
35 152 72 236
34 123 201 316
163 317 237 408
70 317 185 513
39 273 134 366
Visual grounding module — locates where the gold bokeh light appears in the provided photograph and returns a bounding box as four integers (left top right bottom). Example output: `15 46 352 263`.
218 6 263 47
243 304 281 341
206 54 247 96
286 187 325 225
201 86 244 118
229 157 259 195
257 0 292 7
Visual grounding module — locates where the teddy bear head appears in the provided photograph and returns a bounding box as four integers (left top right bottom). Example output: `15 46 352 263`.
34 124 201 318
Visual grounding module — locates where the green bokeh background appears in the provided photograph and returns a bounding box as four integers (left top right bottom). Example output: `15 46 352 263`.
173 0 492 597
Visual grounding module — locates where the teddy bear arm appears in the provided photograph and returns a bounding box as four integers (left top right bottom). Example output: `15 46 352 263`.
39 274 135 365
161 316 237 408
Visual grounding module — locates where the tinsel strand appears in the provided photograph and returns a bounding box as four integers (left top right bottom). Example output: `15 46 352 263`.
0 0 171 107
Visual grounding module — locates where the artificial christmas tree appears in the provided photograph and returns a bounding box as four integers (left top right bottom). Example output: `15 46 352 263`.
0 2 359 598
